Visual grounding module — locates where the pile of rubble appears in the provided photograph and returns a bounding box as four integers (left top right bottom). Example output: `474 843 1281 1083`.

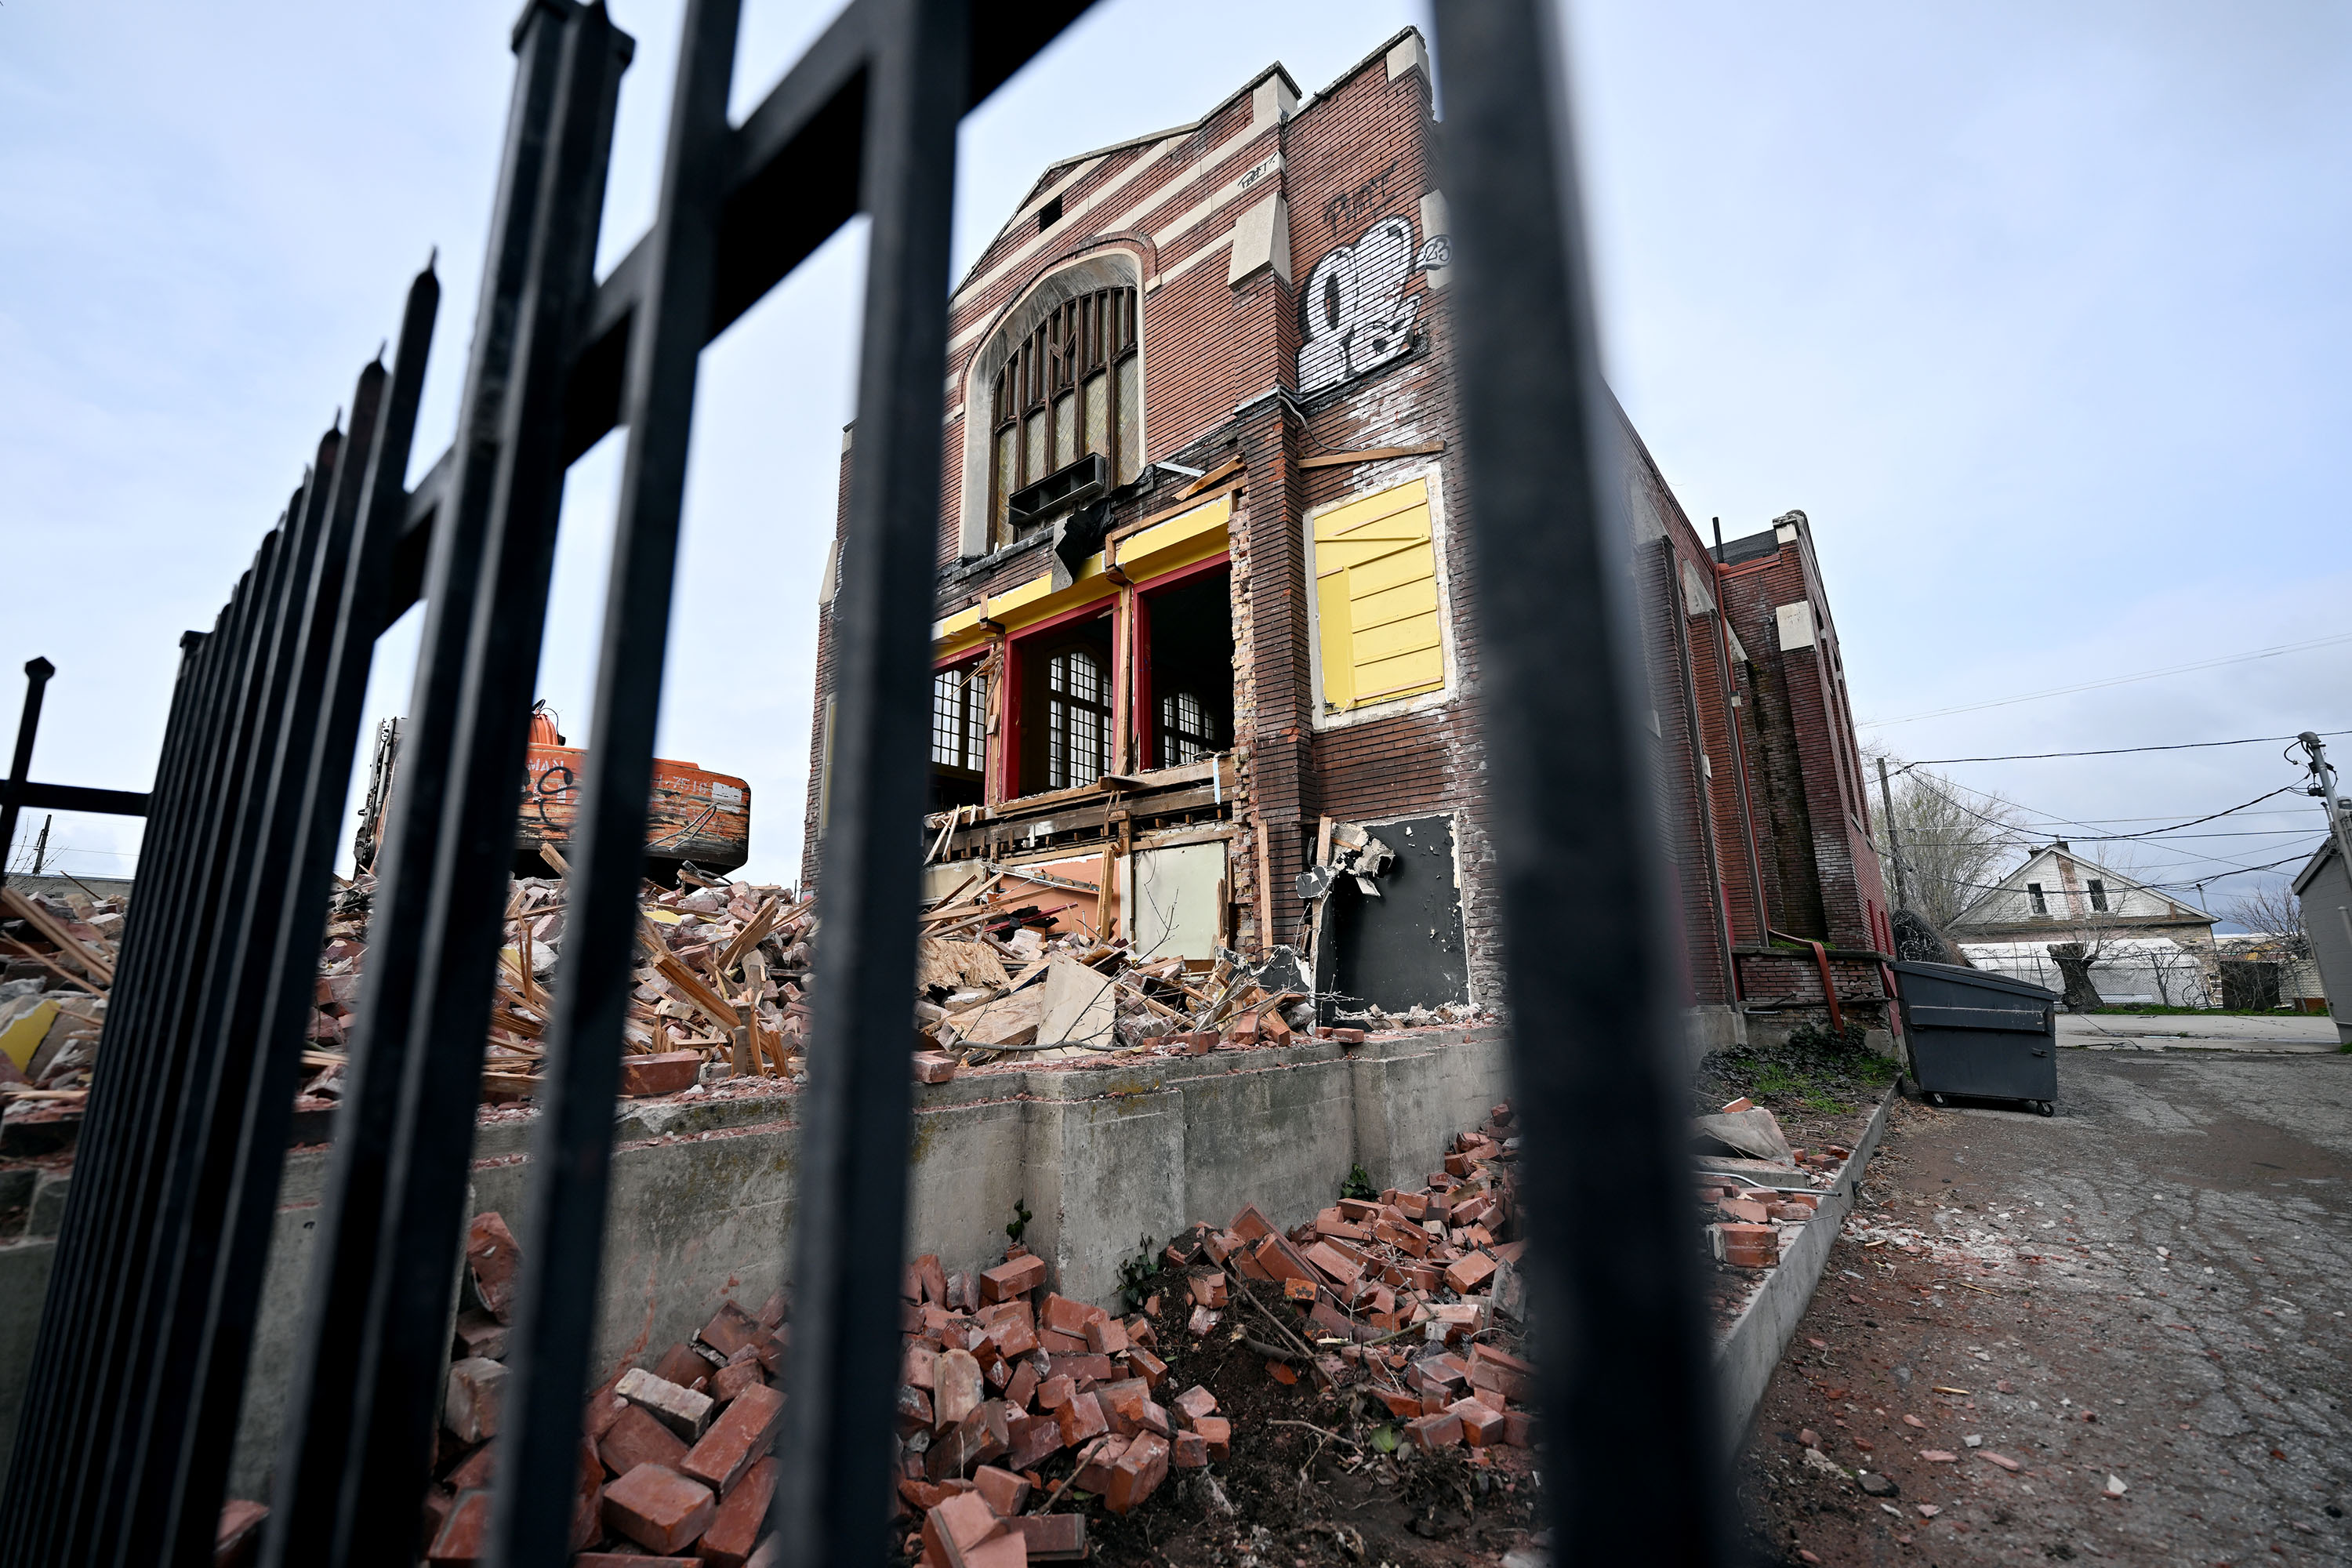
205 1104 1539 1563
1693 1094 1851 1282
299 862 818 1106
0 886 119 1120
893 1102 1536 1563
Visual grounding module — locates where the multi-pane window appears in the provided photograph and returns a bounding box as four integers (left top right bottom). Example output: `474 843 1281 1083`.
931 664 987 772
1157 690 1219 766
2026 882 2048 916
1047 648 1109 789
989 286 1141 542
2087 879 2107 913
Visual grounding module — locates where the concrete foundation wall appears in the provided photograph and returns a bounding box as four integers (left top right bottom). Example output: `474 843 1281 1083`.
0 1024 1508 1500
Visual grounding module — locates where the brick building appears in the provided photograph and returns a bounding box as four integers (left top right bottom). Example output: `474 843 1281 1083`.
802 30 1891 1045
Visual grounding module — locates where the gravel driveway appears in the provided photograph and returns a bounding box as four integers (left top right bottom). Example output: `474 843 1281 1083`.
1735 1049 2352 1564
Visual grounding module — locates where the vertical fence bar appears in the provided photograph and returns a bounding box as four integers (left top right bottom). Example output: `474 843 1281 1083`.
488 1 731 1559
257 10 583 1561
1429 2 1730 1563
159 262 436 1563
108 418 353 1564
49 521 293 1566
214 261 436 1564
0 627 203 1557
775 3 967 1563
1 659 55 863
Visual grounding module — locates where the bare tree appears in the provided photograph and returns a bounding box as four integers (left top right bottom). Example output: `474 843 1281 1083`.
1864 753 2027 936
2226 881 2309 958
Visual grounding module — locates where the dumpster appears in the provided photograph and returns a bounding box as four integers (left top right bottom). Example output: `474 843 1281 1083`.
1891 960 2060 1116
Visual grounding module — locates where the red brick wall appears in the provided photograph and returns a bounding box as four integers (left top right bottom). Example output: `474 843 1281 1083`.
803 28 1885 1023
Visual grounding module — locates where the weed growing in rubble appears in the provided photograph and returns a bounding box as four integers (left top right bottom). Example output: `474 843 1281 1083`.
1005 1198 1033 1246
1117 1235 1158 1312
1340 1162 1377 1201
1697 1019 1897 1118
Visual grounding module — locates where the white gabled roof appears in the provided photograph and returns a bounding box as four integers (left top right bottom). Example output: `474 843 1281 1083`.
1954 843 2210 927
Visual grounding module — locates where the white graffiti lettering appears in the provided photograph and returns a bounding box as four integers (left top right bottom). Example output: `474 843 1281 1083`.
1297 215 1446 396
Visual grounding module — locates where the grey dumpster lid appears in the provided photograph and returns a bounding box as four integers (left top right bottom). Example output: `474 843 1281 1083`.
1890 959 2060 1004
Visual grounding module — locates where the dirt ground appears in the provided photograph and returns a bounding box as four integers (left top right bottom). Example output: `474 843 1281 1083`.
1736 1050 2352 1566
1029 1268 1541 1568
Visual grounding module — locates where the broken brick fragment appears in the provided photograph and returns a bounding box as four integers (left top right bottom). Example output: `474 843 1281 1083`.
463 1212 522 1323
619 1050 703 1098
424 1489 491 1565
598 1403 690 1478
443 1357 508 1446
1405 1410 1463 1450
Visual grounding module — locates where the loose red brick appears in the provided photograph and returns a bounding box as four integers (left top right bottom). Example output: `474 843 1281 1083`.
1443 1252 1496 1294
699 1300 768 1361
935 1348 984 1429
1106 1432 1170 1515
712 1359 766 1408
1011 1513 1087 1562
1039 1294 1090 1336
921 1491 1004 1568
1171 1430 1210 1468
1190 1414 1231 1461
445 1441 496 1493
574 1558 695 1568
1405 1411 1462 1451
443 1357 507 1446
216 1499 269 1568
1082 1317 1127 1356
451 1308 506 1363
1228 1203 1277 1243
600 1403 690 1477
1055 1390 1109 1448
1171 1385 1218 1424
695 1454 777 1568
424 1490 491 1565
979 1254 1047 1303
913 1051 959 1083
619 1050 703 1098
1125 1346 1167 1388
1449 1397 1504 1447
682 1381 784 1495
463 1212 522 1323
604 1464 715 1555
1006 1411 1065 1471
971 1464 1029 1517
655 1341 714 1391
1503 1409 1534 1447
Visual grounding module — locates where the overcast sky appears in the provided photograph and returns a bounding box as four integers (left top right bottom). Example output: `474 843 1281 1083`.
4 2 2346 924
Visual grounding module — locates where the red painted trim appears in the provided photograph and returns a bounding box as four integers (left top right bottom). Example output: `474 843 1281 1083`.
933 646 986 673
1004 595 1116 644
1127 549 1230 595
1131 590 1156 770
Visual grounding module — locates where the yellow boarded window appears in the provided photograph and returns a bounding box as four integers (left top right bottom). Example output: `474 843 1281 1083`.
1313 478 1443 713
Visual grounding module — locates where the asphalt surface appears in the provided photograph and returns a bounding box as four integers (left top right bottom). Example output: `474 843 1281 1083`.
1736 1048 2352 1566
2060 1013 2343 1053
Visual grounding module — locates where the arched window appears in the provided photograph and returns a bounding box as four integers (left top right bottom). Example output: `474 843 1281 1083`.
989 285 1140 541
1047 646 1109 789
1156 689 1219 765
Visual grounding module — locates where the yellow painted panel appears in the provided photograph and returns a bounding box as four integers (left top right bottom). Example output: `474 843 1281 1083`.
1313 479 1428 540
1116 494 1232 568
1352 612 1441 662
2 1000 57 1070
989 572 1056 616
1351 576 1439 630
1316 569 1356 711
935 603 985 641
1124 527 1229 586
1316 532 1425 574
1349 541 1437 599
1354 647 1446 701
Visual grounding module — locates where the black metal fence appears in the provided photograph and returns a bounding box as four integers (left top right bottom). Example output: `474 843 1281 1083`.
0 0 1725 1563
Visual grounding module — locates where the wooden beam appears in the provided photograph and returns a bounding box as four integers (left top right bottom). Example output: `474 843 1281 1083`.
1297 441 1444 470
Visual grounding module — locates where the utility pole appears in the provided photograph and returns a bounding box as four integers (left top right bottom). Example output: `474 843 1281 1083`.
31 815 51 875
1876 755 1911 911
2296 732 2352 949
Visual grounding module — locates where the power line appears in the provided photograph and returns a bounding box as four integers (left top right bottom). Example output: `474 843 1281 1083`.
1899 727 2352 766
1857 632 2352 728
